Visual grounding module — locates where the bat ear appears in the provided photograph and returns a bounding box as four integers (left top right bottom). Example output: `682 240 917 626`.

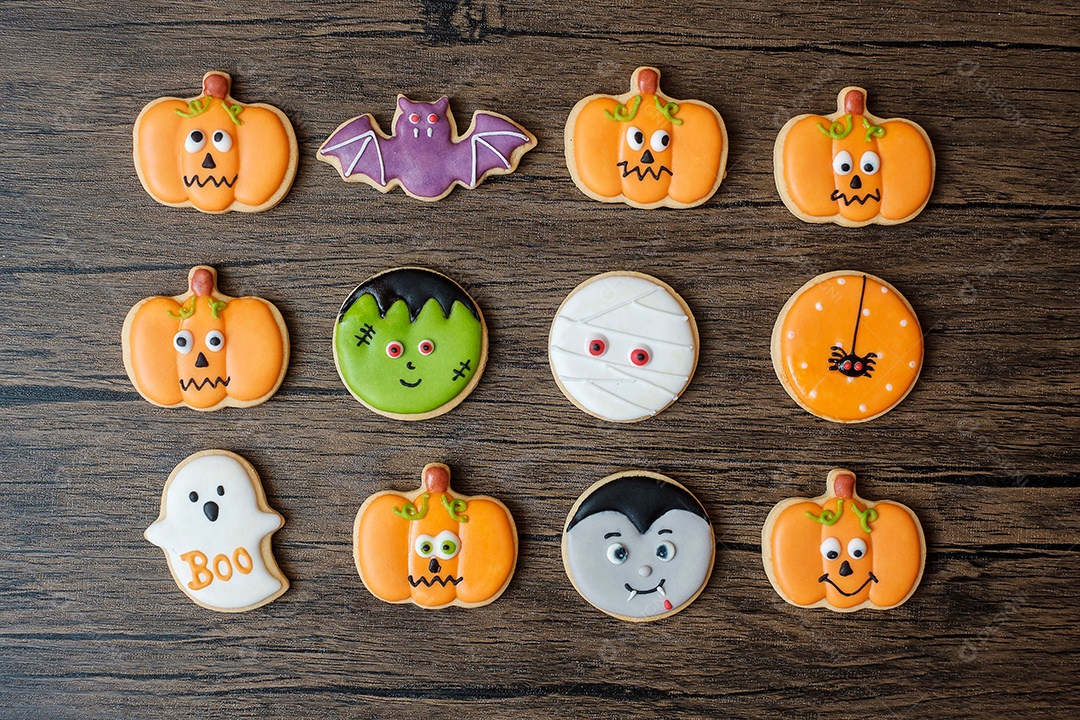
396 95 412 113
434 96 450 114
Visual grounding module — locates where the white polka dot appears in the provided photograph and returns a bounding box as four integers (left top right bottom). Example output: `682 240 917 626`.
809 390 817 399
837 278 846 285
862 308 870 316
787 331 795 339
909 361 916 368
900 319 908 327
859 404 867 413
886 383 894 391
847 376 855 383
800 362 808 369
881 286 888 293
815 302 823 311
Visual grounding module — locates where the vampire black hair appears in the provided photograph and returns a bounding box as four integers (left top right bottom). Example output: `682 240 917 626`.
567 475 709 534
338 268 480 323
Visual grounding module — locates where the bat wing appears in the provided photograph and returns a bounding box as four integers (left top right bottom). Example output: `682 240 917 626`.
317 115 388 186
461 112 536 187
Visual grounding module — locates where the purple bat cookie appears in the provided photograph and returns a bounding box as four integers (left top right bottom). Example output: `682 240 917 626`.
317 96 537 201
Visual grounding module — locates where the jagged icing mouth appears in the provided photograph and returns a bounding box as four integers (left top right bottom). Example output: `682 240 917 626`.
180 376 230 391
831 189 881 206
408 574 462 588
184 174 238 188
818 572 879 597
617 162 673 181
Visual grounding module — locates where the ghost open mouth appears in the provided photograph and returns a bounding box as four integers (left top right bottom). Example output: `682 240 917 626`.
830 189 881 206
624 578 666 601
408 574 462 587
399 378 422 388
617 161 673 181
818 571 878 596
184 174 238 189
180 376 230 391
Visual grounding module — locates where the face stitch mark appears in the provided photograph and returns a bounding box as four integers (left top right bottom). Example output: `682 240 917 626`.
452 359 471 381
354 323 376 346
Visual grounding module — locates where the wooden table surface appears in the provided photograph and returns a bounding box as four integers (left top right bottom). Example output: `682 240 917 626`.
2 1 1078 717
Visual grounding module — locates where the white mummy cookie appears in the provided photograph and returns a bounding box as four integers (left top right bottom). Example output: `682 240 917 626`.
145 450 289 612
548 272 699 422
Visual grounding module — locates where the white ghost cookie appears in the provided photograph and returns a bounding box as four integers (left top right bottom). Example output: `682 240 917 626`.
145 450 288 612
549 272 699 422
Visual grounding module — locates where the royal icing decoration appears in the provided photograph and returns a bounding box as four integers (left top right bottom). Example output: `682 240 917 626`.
549 271 698 422
565 66 728 209
133 71 298 213
771 271 922 423
317 95 536 201
122 266 289 411
354 463 517 609
762 468 925 612
774 86 935 226
563 471 714 621
145 450 288 612
333 268 487 420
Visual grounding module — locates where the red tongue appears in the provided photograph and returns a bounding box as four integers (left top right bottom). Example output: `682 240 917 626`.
663 599 673 610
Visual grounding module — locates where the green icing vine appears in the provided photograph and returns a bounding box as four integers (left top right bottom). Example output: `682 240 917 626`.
805 498 843 526
208 299 227 318
817 113 853 140
862 117 885 142
851 503 879 533
441 494 469 523
393 492 429 520
168 297 197 320
604 95 642 122
222 102 244 125
653 95 684 126
174 97 212 119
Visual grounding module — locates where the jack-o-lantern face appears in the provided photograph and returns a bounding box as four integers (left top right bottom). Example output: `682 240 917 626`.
774 87 935 226
565 67 728 209
134 71 298 213
353 463 517 609
763 469 925 611
122 266 289 411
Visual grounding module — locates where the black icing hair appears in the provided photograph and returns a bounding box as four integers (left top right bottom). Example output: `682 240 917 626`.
338 268 480 323
567 475 708 534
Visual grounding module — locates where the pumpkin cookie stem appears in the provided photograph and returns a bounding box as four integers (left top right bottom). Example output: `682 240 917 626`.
203 72 231 99
423 463 451 494
189 266 216 297
636 67 659 95
844 88 866 115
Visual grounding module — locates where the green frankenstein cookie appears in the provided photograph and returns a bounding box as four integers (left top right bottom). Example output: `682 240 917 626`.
333 268 487 420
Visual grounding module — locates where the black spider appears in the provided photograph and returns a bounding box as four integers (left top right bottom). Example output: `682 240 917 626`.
826 275 878 379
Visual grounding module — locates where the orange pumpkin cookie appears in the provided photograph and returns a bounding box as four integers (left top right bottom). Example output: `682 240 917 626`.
774 87 934 226
762 468 925 612
565 67 728 209
134 71 298 213
771 271 922 423
122 266 289 411
353 463 517 609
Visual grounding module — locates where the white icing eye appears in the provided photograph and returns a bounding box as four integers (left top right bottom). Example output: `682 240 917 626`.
655 541 676 562
848 538 868 559
606 543 629 564
832 150 854 175
417 339 435 355
820 537 842 561
173 330 194 354
629 347 651 367
586 336 607 357
205 330 224 352
650 129 670 153
184 130 206 153
211 130 232 152
414 534 435 557
433 530 461 559
386 341 403 358
860 151 881 175
626 126 645 151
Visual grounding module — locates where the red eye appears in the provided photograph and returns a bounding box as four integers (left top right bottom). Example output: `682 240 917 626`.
587 338 607 357
408 113 420 124
418 339 435 355
386 341 404 358
630 348 651 366
427 113 438 124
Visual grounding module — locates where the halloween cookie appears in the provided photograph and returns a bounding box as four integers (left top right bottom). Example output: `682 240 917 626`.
565 66 728 209
549 271 698 422
134 71 298 213
563 471 714 621
774 86 935 226
772 271 922 423
122 266 289 411
354 463 517 609
762 468 925 612
333 268 487 420
145 450 289 612
317 95 536 201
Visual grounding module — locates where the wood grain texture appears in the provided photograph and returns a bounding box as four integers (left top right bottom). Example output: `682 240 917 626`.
1 0 1078 717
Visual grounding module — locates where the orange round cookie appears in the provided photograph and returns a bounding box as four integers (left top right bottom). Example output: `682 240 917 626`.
771 271 922 423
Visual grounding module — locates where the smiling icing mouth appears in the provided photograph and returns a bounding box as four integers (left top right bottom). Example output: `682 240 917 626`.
818 572 879 597
830 189 881 206
624 578 666 602
399 378 422 388
183 174 238 188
